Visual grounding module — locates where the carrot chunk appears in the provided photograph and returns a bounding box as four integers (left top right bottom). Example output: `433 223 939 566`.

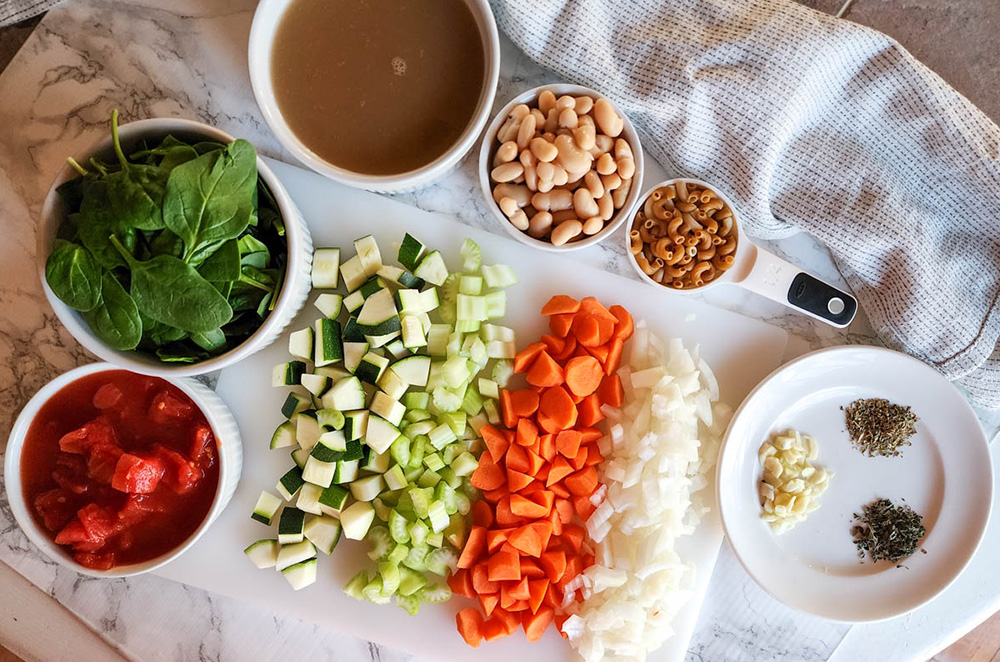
549 313 575 338
515 418 538 447
508 577 531 601
488 547 521 582
471 500 494 528
499 390 518 429
513 342 547 374
539 386 577 432
481 616 508 641
458 526 487 568
569 446 589 471
507 468 534 492
551 335 578 361
528 578 550 614
610 304 634 340
456 607 485 647
579 296 617 323
472 562 500 594
479 593 500 618
539 550 567 582
522 606 555 642
481 424 510 463
555 429 582 458
520 557 546 579
564 355 603 397
509 494 549 520
541 295 581 316
577 393 605 427
508 389 540 418
526 351 565 388
486 528 511 553
571 313 602 347
538 433 557 461
470 452 505 491
604 338 624 375
598 373 624 407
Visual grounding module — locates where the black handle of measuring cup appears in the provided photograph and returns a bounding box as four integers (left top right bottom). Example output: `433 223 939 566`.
786 272 858 327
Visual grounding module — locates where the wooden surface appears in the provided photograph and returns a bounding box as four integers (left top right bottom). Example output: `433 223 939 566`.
934 612 1000 662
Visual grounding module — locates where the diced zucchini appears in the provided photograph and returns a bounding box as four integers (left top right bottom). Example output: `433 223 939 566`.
300 373 330 398
343 342 369 374
397 233 426 270
340 254 368 292
272 361 306 387
344 410 370 441
296 482 324 515
364 330 401 349
350 475 384 502
357 289 401 336
400 315 427 349
288 327 314 361
361 446 391 473
317 409 346 430
304 515 343 555
385 338 410 359
342 439 365 462
281 392 312 419
365 414 401 454
302 456 337 487
275 539 317 571
322 376 366 411
270 420 297 449
291 446 310 469
354 235 382 278
313 293 343 318
391 355 431 386
344 289 365 314
341 501 376 540
311 248 341 288
314 318 343 367
282 558 318 590
251 490 283 525
378 264 424 289
377 368 408 401
243 539 279 569
278 507 306 544
413 250 448 286
294 411 322 450
333 459 361 484
356 351 390 385
318 483 350 513
370 391 405 426
343 316 365 342
277 466 305 500
315 365 350 382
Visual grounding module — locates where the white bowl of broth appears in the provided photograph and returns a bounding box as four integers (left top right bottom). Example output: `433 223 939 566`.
249 0 500 192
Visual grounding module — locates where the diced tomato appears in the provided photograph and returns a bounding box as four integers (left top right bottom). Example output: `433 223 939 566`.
51 455 90 495
189 425 214 463
58 418 118 455
74 551 116 570
86 444 124 485
152 445 202 494
111 454 165 494
118 494 160 526
92 383 124 410
148 390 193 424
33 489 77 532
77 503 122 543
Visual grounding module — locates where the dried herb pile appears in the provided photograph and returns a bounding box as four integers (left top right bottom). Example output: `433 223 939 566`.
851 498 925 564
844 398 918 457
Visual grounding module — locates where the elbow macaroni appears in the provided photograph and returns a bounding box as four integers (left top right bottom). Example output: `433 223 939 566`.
628 181 739 290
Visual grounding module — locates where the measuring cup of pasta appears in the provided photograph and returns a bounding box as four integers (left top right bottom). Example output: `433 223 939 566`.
623 178 857 327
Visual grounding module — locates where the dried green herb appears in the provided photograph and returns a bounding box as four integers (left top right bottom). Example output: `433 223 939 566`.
844 398 918 457
851 498 925 564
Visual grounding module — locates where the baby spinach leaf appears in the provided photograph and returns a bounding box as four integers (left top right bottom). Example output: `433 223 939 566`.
111 235 233 333
187 238 228 266
162 139 257 258
227 280 268 312
78 178 133 269
148 229 185 259
45 239 103 311
193 141 225 155
83 272 142 350
106 110 168 232
155 345 203 363
191 328 227 353
197 238 240 282
238 233 270 269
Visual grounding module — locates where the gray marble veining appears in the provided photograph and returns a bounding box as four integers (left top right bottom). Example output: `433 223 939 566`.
0 1 995 661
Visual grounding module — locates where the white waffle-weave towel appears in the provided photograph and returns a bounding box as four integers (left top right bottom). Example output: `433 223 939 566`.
492 0 1000 408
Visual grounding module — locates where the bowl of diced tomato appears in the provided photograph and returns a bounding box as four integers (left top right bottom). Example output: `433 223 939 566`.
4 363 242 576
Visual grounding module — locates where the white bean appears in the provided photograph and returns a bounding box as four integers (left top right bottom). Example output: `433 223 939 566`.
510 104 530 120
555 95 576 111
497 116 521 143
614 138 633 161
528 211 553 238
593 98 624 137
538 90 557 115
584 170 604 199
551 209 578 224
529 108 546 127
572 115 596 151
544 108 559 133
498 196 519 217
493 141 518 166
617 156 636 180
558 108 578 129
531 189 574 212
597 191 614 220
517 114 537 150
574 95 594 115
536 161 555 182
596 152 617 176
573 188 600 218
612 177 632 208
491 162 524 183
551 165 569 186
594 134 614 154
582 216 605 235
600 172 622 191
524 163 538 191
536 178 555 193
554 134 592 174
492 183 531 207
551 220 583 246
509 209 530 231
529 137 558 163
519 149 536 168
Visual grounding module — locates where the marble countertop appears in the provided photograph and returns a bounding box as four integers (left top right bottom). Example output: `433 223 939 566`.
0 1 998 661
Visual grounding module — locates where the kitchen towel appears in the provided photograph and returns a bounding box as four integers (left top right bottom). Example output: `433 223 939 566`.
0 0 57 26
492 0 1000 408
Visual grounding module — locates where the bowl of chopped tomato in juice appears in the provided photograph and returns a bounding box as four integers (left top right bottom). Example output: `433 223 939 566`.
4 363 242 576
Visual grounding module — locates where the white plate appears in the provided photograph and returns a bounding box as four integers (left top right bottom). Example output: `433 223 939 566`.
717 346 992 622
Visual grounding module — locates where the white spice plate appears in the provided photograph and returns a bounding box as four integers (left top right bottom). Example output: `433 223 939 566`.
717 345 993 622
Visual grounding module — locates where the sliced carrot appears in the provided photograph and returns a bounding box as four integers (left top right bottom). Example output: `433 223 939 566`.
573 494 597 520
525 450 545 475
515 418 538 447
508 389 540 418
488 546 521 582
540 334 564 355
604 338 624 375
508 577 531 601
522 606 555 642
533 464 549 484
555 429 582 458
538 433 556 461
458 526 487 569
551 335 577 361
479 592 500 618
481 616 508 641
522 487 555 514
577 427 603 443
539 386 577 431
495 496 524 527
456 607 485 647
481 424 510 462
513 341 547 374
546 456 575 487
598 373 624 407
509 494 549 520
549 313 575 338
520 557 546 579
471 500 494 528
549 482 571 499
577 393 605 427
486 528 511 553
562 524 586 553
507 521 549 557
482 487 507 503
569 446 589 471
499 390 518 429
507 468 534 492
470 451 505 491
508 599 530 612
500 585 516 610
525 351 565 388
505 444 530 473
494 607 520 635
554 609 571 637
586 342 610 365
568 389 585 406
560 556 584 586
571 313 602 347
448 568 474 597
547 508 564 535
610 304 634 340
527 578 549 614
541 295 580 316
472 562 500 594
539 550 567 582
584 443 604 467
554 497 575 524
580 296 617 323
595 316 615 345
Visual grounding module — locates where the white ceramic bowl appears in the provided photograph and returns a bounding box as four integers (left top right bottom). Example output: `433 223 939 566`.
4 363 243 578
478 84 644 252
38 117 313 378
247 0 500 193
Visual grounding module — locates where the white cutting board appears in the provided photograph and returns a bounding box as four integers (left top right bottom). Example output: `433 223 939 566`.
154 159 788 662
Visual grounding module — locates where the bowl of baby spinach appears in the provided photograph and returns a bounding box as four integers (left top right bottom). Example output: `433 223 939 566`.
38 112 313 376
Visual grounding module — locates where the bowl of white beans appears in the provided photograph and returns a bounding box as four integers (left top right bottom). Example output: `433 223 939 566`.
478 84 644 251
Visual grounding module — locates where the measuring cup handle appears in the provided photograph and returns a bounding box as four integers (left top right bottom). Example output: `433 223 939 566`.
740 246 858 327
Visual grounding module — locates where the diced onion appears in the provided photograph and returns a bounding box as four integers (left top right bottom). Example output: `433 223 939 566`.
561 326 730 662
